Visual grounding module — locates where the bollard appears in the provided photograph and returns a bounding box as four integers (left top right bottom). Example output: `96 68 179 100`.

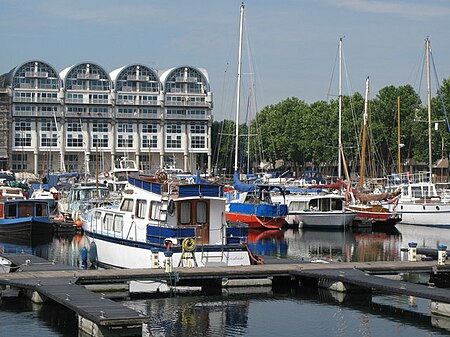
437 245 447 266
164 251 173 273
408 242 417 262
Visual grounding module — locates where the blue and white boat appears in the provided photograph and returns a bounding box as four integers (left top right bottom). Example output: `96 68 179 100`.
82 175 252 269
226 173 288 229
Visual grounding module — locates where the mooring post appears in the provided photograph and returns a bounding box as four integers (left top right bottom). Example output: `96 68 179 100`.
164 251 173 273
437 245 447 266
408 242 417 262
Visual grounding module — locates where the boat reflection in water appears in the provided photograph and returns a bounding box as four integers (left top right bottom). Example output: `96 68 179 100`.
284 229 356 262
247 229 288 257
126 297 250 337
396 223 450 248
0 232 90 268
246 227 405 263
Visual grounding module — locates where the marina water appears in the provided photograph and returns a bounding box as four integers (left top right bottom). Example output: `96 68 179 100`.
1 225 450 336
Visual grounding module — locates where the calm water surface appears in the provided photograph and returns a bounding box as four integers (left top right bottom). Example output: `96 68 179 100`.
0 225 449 337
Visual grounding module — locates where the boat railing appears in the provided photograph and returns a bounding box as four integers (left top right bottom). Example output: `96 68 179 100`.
386 171 431 186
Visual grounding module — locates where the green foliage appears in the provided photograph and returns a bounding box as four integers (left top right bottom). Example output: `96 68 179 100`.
211 78 450 176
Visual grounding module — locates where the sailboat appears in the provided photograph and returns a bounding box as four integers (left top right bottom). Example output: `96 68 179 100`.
225 3 288 230
385 38 450 227
346 77 401 225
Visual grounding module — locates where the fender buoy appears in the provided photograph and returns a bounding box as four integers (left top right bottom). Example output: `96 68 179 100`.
89 241 98 264
104 172 110 178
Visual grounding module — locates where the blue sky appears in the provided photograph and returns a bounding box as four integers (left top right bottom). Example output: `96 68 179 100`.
1 0 449 121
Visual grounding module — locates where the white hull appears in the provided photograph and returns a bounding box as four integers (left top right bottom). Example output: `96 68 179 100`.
293 212 356 228
395 202 450 227
86 235 250 269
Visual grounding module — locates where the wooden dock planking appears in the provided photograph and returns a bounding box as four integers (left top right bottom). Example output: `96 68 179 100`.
3 276 147 326
295 267 450 304
2 252 450 327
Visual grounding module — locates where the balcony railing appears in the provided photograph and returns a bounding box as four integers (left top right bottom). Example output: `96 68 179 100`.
175 76 198 83
25 71 48 78
116 112 159 119
127 75 150 81
13 97 33 102
77 73 100 80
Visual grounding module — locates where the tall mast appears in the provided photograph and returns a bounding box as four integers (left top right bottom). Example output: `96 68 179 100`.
338 38 343 179
359 77 369 189
397 96 401 174
234 3 245 173
426 37 432 182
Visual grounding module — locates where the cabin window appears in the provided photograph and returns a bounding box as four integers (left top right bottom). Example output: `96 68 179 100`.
180 201 191 224
135 199 147 219
320 198 331 211
331 198 343 211
35 203 48 217
103 214 114 231
120 198 134 212
149 201 164 221
411 187 422 198
114 215 123 233
18 203 33 217
289 201 308 211
196 201 207 224
5 203 16 218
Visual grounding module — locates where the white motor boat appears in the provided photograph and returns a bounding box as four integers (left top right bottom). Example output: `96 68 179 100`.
272 193 356 228
82 175 252 269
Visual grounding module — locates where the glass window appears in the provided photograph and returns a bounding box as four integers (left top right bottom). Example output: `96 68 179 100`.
196 201 207 224
180 202 191 224
103 213 114 231
149 201 163 220
136 199 147 219
120 199 134 212
114 215 123 233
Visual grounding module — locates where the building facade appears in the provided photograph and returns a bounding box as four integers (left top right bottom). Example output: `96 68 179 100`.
0 61 213 176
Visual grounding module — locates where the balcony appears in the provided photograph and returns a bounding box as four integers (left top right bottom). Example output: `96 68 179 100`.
116 99 136 105
36 97 59 103
25 71 48 78
116 112 158 119
77 73 100 80
66 98 84 104
175 76 198 83
90 99 109 104
19 83 33 89
126 75 150 81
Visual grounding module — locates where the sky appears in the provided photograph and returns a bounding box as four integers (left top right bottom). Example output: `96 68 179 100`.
1 0 449 121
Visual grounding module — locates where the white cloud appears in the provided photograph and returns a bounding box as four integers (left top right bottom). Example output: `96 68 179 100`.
325 0 450 19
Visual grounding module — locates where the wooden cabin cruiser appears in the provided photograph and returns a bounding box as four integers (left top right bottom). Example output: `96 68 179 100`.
82 175 252 269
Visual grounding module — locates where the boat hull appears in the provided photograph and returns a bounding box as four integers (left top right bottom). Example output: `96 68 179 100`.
294 212 356 229
225 212 286 229
84 231 251 269
395 203 450 227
